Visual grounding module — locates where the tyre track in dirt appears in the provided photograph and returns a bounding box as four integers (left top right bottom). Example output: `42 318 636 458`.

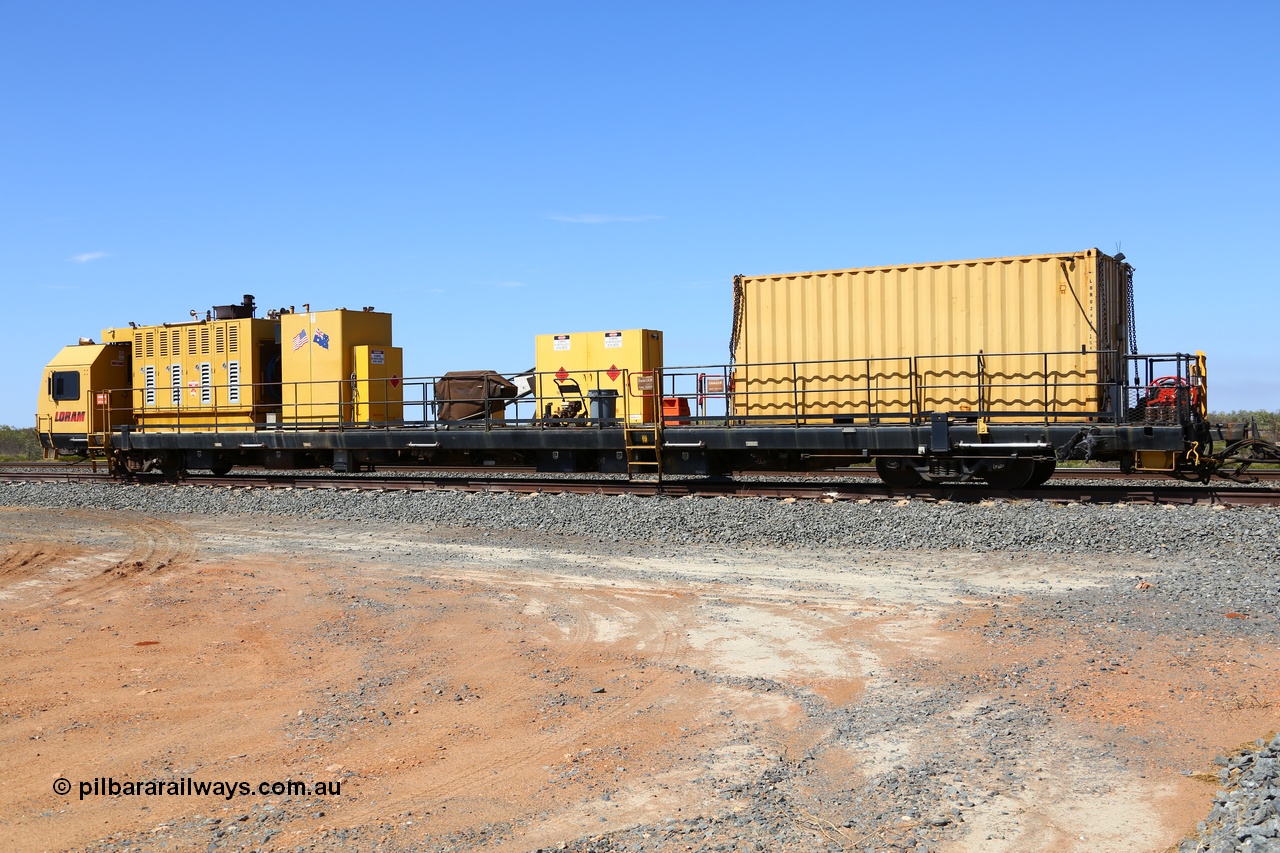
4 510 1277 853
331 570 701 837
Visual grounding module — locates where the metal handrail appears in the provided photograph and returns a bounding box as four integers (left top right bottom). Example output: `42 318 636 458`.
76 350 1205 437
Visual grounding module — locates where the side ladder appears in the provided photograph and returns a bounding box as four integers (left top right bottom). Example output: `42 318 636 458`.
623 370 663 484
624 424 663 482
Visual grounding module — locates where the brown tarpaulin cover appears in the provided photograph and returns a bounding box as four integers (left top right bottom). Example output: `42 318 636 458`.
436 371 518 421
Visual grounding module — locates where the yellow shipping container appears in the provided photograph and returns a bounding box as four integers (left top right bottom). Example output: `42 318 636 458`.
534 329 663 423
281 309 394 424
730 249 1133 422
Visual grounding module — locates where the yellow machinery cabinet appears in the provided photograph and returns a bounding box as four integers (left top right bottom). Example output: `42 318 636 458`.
281 309 394 424
352 345 404 424
102 318 280 430
534 329 663 423
36 341 133 456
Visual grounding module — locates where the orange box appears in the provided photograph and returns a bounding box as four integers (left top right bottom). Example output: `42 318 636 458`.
662 396 690 425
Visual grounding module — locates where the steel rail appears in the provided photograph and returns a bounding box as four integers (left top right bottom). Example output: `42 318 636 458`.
1 468 1277 506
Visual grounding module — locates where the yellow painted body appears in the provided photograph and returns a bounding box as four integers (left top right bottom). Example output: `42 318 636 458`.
1136 451 1177 472
36 342 134 455
352 345 404 424
534 329 664 423
101 318 280 430
732 249 1131 422
281 309 394 424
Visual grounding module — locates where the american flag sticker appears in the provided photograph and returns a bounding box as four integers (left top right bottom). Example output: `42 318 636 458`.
292 328 308 351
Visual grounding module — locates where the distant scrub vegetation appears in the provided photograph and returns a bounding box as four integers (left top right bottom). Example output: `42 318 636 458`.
1209 410 1280 442
0 426 42 461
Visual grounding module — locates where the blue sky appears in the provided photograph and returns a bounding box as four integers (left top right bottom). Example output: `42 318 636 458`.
3 1 1276 427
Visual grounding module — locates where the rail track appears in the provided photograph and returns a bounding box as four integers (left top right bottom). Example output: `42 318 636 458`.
2 464 1278 506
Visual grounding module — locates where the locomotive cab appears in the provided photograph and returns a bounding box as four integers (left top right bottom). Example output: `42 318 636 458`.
36 339 134 458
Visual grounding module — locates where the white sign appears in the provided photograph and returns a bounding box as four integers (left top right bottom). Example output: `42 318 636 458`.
603 331 622 349
371 349 385 365
553 335 570 351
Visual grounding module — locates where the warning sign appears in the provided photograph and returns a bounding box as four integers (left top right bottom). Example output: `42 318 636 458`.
95 393 108 405
555 367 569 381
371 349 384 365
606 365 621 382
603 331 622 349
706 377 726 394
390 374 400 388
553 335 571 352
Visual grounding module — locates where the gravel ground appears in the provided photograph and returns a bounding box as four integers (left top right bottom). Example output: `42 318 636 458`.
4 481 1278 852
1181 734 1280 853
1 481 1277 559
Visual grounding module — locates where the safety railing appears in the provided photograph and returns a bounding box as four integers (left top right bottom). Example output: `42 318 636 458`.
79 351 1207 436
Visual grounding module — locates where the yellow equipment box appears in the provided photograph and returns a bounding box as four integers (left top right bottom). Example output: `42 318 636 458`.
281 309 395 424
352 345 404 424
100 317 279 430
534 329 663 423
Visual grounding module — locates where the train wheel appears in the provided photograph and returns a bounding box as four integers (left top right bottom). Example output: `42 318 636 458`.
984 459 1035 489
1026 459 1056 487
875 457 923 488
210 462 233 476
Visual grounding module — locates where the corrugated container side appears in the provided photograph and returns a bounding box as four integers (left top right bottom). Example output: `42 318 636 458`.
731 249 1131 421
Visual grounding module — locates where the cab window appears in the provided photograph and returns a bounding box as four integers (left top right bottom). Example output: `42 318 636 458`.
51 371 80 401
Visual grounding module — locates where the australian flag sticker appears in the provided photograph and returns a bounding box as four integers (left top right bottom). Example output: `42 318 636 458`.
313 329 330 349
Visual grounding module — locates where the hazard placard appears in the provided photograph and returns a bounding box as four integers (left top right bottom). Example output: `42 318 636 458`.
555 367 569 381
605 364 621 382
390 374 400 388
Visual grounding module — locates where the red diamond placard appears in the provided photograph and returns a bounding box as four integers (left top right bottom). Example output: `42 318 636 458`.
555 367 569 381
606 364 621 382
390 374 400 388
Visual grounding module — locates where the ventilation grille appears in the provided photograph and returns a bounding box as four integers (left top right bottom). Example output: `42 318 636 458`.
143 365 156 407
170 364 182 406
199 363 212 405
227 361 241 404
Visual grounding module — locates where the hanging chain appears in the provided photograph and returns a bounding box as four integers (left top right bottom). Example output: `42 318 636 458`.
729 274 744 364
1125 263 1139 384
